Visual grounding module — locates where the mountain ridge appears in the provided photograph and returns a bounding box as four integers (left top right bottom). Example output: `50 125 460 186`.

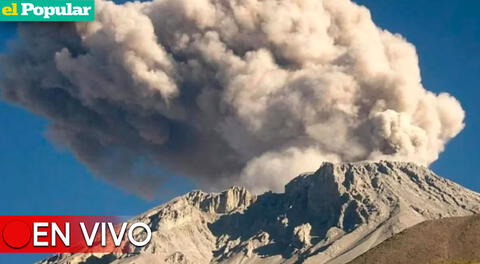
38 161 480 264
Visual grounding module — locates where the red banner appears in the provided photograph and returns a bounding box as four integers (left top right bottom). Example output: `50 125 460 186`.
0 216 151 253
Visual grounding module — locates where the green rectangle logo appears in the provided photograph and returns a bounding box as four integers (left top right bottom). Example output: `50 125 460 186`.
0 0 94 21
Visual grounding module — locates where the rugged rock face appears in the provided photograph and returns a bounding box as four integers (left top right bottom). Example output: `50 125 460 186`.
38 161 480 264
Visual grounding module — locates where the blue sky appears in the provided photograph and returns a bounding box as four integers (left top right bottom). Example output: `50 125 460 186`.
0 0 479 263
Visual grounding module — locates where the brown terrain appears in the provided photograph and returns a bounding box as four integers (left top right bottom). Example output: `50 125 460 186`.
348 215 480 264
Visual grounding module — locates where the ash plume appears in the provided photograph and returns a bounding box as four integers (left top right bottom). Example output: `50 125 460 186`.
0 0 465 195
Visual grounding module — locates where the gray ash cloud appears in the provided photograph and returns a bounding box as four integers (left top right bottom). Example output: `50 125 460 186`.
1 0 465 195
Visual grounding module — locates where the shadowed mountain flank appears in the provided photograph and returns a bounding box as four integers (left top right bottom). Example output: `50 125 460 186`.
348 215 480 264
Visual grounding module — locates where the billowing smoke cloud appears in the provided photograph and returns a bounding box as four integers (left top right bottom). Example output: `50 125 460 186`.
1 0 465 195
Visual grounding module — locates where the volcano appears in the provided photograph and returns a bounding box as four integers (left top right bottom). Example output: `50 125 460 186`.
38 161 480 264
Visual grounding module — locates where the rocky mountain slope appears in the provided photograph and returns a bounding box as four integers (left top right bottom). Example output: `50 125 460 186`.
38 161 480 264
348 215 480 264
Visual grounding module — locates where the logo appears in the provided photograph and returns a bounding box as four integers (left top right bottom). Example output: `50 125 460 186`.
0 0 94 21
